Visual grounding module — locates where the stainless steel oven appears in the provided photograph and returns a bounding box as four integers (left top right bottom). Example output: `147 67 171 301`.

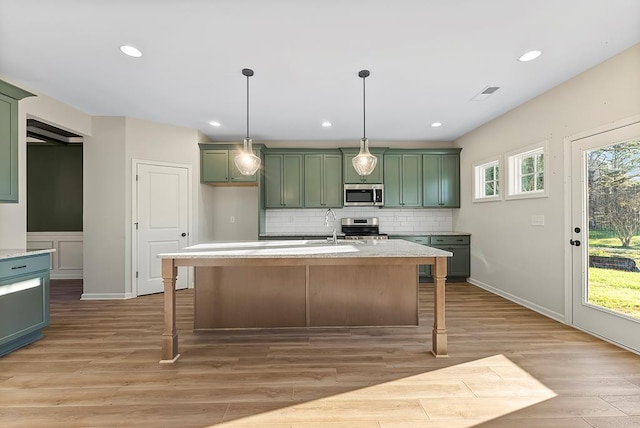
341 217 388 240
343 184 383 207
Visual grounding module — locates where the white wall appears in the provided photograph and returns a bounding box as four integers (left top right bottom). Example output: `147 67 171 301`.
83 116 201 298
83 117 127 298
454 43 640 320
0 79 91 249
209 187 259 240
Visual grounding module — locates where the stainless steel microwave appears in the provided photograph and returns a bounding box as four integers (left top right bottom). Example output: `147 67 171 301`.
344 184 384 207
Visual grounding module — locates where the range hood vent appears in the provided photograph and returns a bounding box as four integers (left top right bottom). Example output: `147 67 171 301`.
27 119 83 144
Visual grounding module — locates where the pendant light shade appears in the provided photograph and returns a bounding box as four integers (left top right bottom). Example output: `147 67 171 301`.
352 69 378 176
234 68 261 176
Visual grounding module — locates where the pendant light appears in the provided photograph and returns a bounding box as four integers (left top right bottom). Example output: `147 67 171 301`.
234 68 262 176
352 69 378 176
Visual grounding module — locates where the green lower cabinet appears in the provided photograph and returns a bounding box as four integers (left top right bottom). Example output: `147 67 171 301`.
429 235 470 278
394 235 470 281
383 153 422 207
304 153 342 208
0 253 50 357
264 154 303 208
423 154 460 208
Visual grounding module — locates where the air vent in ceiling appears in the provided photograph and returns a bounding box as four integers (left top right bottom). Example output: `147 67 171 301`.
26 119 83 144
471 86 501 101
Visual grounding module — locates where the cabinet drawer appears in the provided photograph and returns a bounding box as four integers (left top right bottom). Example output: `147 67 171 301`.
0 254 50 279
392 236 429 245
430 235 470 245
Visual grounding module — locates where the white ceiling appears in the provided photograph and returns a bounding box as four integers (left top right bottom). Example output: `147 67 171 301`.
1 0 639 143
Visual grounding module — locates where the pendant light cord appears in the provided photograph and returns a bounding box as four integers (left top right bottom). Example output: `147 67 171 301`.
246 74 250 139
362 74 366 139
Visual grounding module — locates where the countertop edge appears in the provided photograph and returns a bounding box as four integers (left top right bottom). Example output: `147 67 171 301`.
0 249 56 261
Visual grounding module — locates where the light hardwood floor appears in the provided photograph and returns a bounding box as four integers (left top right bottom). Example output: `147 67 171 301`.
1 280 639 427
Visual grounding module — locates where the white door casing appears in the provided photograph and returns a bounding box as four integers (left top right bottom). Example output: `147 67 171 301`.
133 161 191 296
569 118 640 354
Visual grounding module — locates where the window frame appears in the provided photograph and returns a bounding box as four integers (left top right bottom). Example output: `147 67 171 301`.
505 141 549 200
472 156 502 203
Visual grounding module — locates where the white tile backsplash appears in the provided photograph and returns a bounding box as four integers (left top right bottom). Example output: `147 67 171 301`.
265 207 453 234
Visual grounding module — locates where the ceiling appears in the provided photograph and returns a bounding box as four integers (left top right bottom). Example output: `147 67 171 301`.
1 0 639 144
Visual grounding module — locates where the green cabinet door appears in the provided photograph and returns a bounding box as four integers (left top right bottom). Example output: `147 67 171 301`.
429 235 470 278
401 154 422 207
201 150 229 182
383 153 422 207
323 154 343 207
423 154 460 208
383 154 402 207
264 154 283 207
440 155 460 207
0 81 35 203
305 154 342 208
265 154 303 208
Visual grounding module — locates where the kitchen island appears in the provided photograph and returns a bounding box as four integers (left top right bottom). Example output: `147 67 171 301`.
159 239 451 363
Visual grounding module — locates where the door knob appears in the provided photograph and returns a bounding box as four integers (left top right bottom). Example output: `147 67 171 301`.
181 233 187 237
570 239 581 246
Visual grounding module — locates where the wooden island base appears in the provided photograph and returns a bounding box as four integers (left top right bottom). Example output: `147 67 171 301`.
194 264 418 329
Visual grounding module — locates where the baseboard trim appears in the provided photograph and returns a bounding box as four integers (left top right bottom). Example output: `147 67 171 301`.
80 292 134 300
467 277 566 324
51 273 83 280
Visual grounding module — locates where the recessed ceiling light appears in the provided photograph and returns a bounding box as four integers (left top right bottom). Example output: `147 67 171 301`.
518 50 542 62
431 122 442 128
321 121 332 127
209 121 221 127
119 45 142 58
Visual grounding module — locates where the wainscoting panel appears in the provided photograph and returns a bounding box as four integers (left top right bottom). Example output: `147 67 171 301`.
27 232 83 279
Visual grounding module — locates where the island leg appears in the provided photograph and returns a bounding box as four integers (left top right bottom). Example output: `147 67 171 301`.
160 258 180 363
432 256 448 357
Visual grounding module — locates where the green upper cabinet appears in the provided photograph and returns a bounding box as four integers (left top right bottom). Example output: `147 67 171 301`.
0 80 35 203
383 153 422 207
304 153 342 208
423 152 460 208
199 144 260 184
201 150 229 182
264 153 303 208
341 148 385 184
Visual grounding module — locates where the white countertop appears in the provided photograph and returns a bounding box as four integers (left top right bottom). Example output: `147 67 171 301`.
0 249 55 261
159 239 452 259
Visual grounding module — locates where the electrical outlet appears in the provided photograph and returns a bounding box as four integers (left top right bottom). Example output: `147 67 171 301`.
230 216 235 223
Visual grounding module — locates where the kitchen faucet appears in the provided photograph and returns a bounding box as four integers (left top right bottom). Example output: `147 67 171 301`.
324 208 338 245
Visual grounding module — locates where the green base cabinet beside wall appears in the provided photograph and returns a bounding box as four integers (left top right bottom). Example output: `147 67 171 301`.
0 80 35 203
394 235 470 281
0 252 50 356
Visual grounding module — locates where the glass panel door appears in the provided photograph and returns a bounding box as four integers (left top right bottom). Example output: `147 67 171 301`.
571 121 640 353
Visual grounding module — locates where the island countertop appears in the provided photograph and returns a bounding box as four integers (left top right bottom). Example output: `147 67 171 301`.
159 238 452 260
0 249 55 261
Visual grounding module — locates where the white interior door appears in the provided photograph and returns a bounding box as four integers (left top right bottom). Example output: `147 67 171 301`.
570 120 640 353
136 162 190 296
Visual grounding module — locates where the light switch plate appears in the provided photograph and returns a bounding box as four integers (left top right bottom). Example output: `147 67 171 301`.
531 215 545 226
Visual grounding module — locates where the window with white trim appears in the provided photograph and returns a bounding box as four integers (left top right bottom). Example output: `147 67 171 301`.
473 158 501 202
506 142 548 199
